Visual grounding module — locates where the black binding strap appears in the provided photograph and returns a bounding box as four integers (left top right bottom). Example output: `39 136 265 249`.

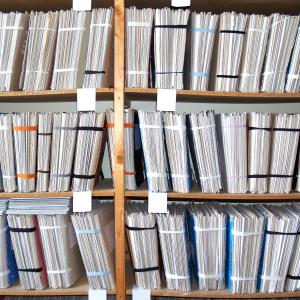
9 227 36 233
18 267 43 273
37 170 50 174
217 75 239 78
85 70 105 74
273 128 300 132
220 30 245 34
126 224 156 231
249 127 271 131
77 127 104 131
73 174 96 179
269 174 293 178
38 132 52 136
155 71 183 74
248 175 268 179
266 230 299 236
287 274 300 280
171 6 190 9
134 266 159 272
154 24 187 29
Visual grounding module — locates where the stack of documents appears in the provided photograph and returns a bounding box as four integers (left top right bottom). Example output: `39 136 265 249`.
257 205 299 293
261 14 300 93
163 112 191 193
248 112 272 194
188 110 222 193
83 8 114 88
157 204 191 291
188 203 226 290
20 11 58 91
36 113 53 192
296 158 300 193
189 12 218 91
49 113 78 192
125 202 160 289
126 7 153 88
214 12 248 92
239 15 270 92
72 201 115 290
268 113 300 193
226 205 265 294
138 111 168 192
51 10 91 90
0 114 17 192
72 112 105 192
12 113 37 193
154 8 190 89
106 109 137 190
0 12 29 91
219 112 247 193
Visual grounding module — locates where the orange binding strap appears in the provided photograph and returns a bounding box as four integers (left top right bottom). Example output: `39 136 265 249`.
16 173 36 179
112 170 136 176
106 123 134 129
13 126 38 131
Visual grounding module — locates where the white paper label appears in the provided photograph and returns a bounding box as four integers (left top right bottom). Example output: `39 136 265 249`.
148 192 168 213
89 289 107 300
77 88 96 111
132 287 151 300
171 0 191 6
73 0 92 11
73 191 92 213
157 89 176 112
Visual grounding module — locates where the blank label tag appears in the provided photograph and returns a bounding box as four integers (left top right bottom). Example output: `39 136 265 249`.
157 89 176 112
148 192 168 213
73 0 92 11
73 191 92 213
132 287 151 300
89 289 107 300
77 88 96 111
171 0 191 7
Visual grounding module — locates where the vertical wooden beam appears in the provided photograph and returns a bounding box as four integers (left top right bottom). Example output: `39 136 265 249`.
114 0 125 300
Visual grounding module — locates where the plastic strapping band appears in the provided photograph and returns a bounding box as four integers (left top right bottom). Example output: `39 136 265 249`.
164 125 186 130
16 173 36 179
77 126 103 131
18 267 42 273
154 24 187 29
134 266 159 272
240 73 260 77
198 272 224 279
87 270 111 276
269 174 293 178
126 224 156 231
159 229 185 234
249 126 271 131
58 27 86 32
9 227 36 233
171 174 189 178
217 75 239 78
85 70 105 75
139 124 162 129
231 230 263 237
263 71 286 76
38 132 52 136
266 230 299 236
2 175 16 179
53 69 78 73
127 22 151 27
231 276 256 281
261 275 285 281
0 71 12 74
194 226 226 232
13 126 37 131
91 23 112 28
47 268 71 274
51 173 71 178
192 71 208 77
222 125 246 128
165 273 190 279
273 128 300 132
76 228 101 235
287 74 300 79
192 28 215 33
37 170 50 174
191 124 215 130
156 71 183 74
247 28 267 33
0 125 9 130
54 126 77 130
29 27 56 32
272 16 298 27
146 172 167 178
220 30 245 34
127 71 148 75
0 26 24 30
200 175 221 180
248 174 268 179
40 225 67 230
287 274 300 280
73 174 95 179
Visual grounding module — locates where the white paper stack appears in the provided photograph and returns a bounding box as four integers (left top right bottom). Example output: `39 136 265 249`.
125 202 160 289
285 26 300 92
257 205 299 293
0 114 17 192
188 203 226 290
268 113 300 193
296 157 300 192
72 112 105 192
12 113 38 193
214 12 248 92
219 112 247 193
72 201 115 290
138 111 169 192
49 113 78 192
51 10 91 90
106 109 137 190
157 204 191 291
154 8 190 89
20 11 59 91
190 12 218 91
248 112 272 194
0 12 29 91
261 14 300 93
239 15 271 92
126 7 153 88
189 110 222 193
163 112 190 193
36 113 53 192
83 8 114 88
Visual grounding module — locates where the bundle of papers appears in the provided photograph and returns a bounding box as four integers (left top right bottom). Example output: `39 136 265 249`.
154 8 190 89
51 10 91 90
157 204 191 291
12 113 37 193
83 8 114 88
20 11 58 91
188 203 226 290
248 112 272 194
238 15 270 92
268 113 300 193
226 205 265 294
72 112 105 192
261 14 300 93
126 7 153 88
0 12 29 91
125 202 160 289
36 113 53 192
0 114 17 192
189 12 218 91
49 113 78 192
188 110 222 193
106 109 137 190
214 12 248 92
138 111 168 192
72 201 115 290
163 112 191 193
296 158 300 192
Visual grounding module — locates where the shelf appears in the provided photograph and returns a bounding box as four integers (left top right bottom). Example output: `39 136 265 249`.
0 276 116 296
125 88 300 103
0 179 114 198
